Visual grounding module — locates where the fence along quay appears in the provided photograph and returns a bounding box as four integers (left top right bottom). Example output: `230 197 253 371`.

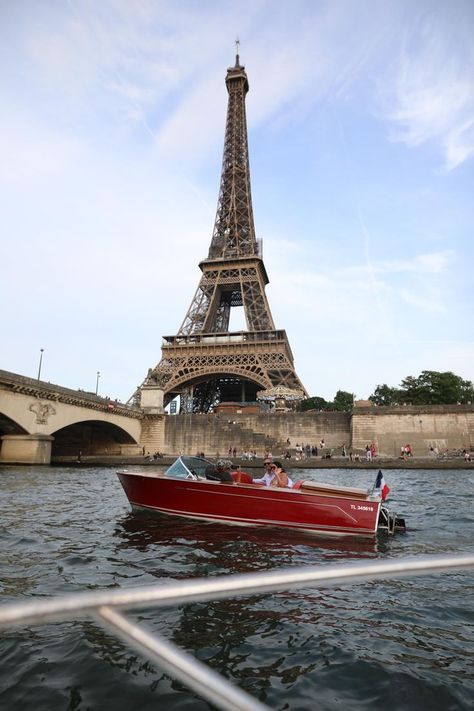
1 554 473 711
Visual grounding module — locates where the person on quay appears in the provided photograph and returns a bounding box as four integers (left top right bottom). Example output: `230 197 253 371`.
254 460 294 488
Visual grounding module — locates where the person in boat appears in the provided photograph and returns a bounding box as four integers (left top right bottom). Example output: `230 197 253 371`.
254 460 294 488
205 459 234 483
254 457 274 486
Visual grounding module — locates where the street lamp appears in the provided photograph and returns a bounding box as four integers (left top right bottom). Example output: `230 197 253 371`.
37 348 44 380
95 371 100 395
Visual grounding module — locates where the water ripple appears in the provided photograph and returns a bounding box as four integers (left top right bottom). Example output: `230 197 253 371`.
0 465 473 710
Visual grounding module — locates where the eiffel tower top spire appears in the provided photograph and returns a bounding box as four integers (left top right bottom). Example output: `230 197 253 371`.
235 37 241 67
207 45 257 260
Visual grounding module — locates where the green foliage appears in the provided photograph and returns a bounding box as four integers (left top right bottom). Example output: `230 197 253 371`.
302 371 473 411
370 371 474 406
332 390 354 411
369 384 400 406
399 370 474 405
298 396 330 412
298 391 354 412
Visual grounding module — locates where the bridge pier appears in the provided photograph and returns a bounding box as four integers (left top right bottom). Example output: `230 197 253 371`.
0 434 54 465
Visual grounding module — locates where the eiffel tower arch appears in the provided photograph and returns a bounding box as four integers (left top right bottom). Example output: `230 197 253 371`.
142 50 307 413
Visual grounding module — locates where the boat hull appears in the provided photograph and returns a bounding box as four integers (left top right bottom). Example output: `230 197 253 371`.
117 473 382 538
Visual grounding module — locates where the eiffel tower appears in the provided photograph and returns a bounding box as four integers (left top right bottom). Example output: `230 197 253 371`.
144 46 307 413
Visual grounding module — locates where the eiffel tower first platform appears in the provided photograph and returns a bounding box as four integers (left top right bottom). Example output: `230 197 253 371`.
142 49 307 413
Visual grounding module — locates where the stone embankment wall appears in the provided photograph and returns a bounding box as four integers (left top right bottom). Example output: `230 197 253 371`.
162 405 474 458
164 411 351 458
352 404 474 457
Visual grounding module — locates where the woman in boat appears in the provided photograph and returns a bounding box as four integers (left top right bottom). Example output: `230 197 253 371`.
255 461 294 488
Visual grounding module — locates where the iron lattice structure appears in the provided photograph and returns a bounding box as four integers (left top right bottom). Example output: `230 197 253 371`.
144 51 307 412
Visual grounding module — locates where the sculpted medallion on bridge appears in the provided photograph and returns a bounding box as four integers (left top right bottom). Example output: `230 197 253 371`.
29 401 57 425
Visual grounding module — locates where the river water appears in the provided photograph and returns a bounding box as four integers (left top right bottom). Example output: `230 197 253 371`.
0 465 473 710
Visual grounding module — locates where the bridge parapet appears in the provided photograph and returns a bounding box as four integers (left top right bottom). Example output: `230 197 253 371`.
0 369 142 419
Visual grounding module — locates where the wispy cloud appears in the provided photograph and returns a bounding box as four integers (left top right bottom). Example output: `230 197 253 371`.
1 1 472 401
376 250 455 274
399 287 448 314
10 1 474 171
265 241 455 337
379 7 474 169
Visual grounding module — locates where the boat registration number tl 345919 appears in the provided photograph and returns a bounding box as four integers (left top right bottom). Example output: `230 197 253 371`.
350 504 374 511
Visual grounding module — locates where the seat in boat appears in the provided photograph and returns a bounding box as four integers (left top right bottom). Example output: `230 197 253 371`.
231 471 253 484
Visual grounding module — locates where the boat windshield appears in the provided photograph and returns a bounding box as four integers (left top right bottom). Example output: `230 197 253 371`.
164 456 212 479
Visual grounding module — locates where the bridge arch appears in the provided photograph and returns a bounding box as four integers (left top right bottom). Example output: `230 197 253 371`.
0 375 144 463
0 412 28 436
51 419 138 457
0 388 141 440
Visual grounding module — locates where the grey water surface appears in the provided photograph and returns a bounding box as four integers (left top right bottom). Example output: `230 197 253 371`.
0 466 473 710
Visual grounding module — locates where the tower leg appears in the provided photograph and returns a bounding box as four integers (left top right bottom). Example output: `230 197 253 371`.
180 387 194 413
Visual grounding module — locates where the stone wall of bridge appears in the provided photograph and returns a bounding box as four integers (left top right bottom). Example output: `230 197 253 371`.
0 370 143 463
140 415 166 455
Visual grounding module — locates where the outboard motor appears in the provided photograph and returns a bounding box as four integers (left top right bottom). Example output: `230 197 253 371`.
378 506 406 535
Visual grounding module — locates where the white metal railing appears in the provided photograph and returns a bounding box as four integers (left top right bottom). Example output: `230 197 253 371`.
1 554 473 711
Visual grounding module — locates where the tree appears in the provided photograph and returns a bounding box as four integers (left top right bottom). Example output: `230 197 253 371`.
369 371 474 405
332 390 354 411
298 391 354 412
302 372 473 411
369 384 400 406
399 371 474 405
298 396 330 412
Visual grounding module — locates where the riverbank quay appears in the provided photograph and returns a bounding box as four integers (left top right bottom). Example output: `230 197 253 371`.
43 455 474 470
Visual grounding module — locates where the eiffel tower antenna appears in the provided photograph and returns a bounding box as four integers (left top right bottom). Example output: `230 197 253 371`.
141 51 307 413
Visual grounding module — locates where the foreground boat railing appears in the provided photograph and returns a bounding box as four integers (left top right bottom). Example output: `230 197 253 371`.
1 554 473 711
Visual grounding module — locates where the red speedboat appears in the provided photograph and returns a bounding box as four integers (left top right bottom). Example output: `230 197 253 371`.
117 456 405 538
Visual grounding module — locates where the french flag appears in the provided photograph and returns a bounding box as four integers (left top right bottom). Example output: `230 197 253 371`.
374 470 390 500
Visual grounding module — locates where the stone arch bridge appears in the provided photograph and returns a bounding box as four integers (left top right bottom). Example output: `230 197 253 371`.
2 370 473 464
0 370 164 464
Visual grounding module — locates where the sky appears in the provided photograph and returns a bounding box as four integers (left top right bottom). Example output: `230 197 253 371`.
1 0 473 403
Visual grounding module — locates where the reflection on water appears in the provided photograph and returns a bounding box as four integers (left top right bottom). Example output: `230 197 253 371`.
0 466 473 710
112 511 385 707
116 510 382 563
